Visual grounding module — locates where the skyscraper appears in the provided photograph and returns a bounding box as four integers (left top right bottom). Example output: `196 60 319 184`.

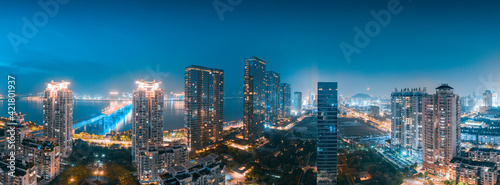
423 84 460 176
185 65 224 151
265 71 280 125
390 88 426 161
294 92 302 115
317 82 338 184
43 80 73 157
308 90 312 105
278 83 291 118
484 90 493 107
132 80 164 160
243 56 266 143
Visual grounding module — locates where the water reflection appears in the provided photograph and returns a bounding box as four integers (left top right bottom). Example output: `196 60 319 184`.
1 98 244 135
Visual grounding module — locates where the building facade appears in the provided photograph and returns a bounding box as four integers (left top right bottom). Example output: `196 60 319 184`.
132 80 165 162
422 84 461 176
243 56 266 143
43 80 73 157
449 157 497 185
462 148 500 170
185 65 224 151
0 159 37 185
161 153 225 185
317 82 338 184
461 125 500 147
4 113 30 156
390 88 426 161
21 136 60 180
278 83 291 118
137 143 189 184
265 71 280 125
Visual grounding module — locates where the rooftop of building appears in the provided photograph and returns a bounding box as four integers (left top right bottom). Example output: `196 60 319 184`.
46 80 70 91
245 56 266 65
175 173 191 180
436 83 454 90
0 159 35 176
469 147 500 154
161 153 223 182
135 79 162 91
22 136 60 151
391 87 428 96
450 157 497 169
137 142 187 154
185 65 223 73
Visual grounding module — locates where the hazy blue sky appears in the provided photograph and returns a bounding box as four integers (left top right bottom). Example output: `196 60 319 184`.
1 0 500 97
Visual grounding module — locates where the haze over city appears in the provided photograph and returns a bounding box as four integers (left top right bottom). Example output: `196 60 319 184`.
2 0 500 97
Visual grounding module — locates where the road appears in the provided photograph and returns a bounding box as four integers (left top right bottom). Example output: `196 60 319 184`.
346 107 390 132
77 138 131 146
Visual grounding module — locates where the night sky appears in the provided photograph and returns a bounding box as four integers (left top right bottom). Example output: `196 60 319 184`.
1 0 500 97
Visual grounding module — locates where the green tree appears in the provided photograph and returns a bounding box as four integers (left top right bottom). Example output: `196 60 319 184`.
303 169 317 185
51 165 91 185
403 166 410 176
104 163 139 185
417 172 424 178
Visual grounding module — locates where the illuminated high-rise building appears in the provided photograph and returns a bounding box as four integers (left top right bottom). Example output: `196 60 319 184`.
132 80 164 160
484 90 493 107
294 92 302 115
423 84 460 176
390 88 426 161
265 71 280 125
43 80 73 157
278 83 291 118
317 82 338 184
185 65 224 151
243 56 266 143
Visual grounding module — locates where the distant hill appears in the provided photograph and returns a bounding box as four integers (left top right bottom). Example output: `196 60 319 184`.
351 93 371 99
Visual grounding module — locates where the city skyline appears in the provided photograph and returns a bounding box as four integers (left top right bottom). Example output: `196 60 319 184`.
2 0 500 97
2 1 500 184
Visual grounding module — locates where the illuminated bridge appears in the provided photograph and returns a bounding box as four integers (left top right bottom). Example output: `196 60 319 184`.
73 103 132 135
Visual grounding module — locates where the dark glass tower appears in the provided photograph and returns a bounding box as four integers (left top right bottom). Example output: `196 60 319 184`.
278 83 291 118
265 71 280 125
294 92 302 115
317 82 338 184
